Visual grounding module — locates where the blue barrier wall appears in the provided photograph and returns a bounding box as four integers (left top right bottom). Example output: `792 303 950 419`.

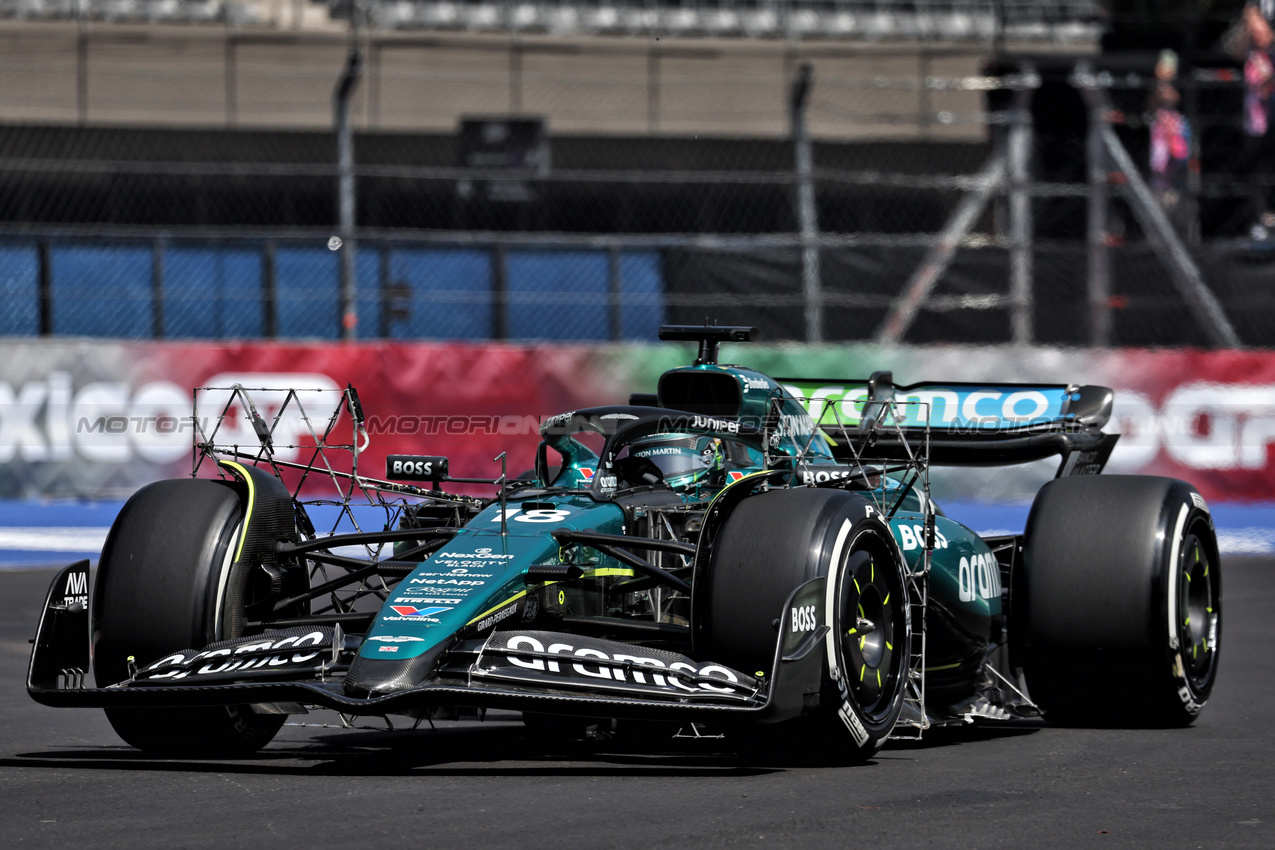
0 244 39 336
164 246 265 339
384 248 494 340
50 244 154 338
7 240 665 342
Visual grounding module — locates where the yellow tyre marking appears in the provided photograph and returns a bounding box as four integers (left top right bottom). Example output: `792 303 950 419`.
218 460 256 563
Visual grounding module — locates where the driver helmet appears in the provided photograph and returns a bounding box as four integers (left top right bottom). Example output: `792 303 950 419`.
627 434 758 491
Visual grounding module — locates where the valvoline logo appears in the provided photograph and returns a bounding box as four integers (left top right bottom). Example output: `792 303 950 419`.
389 605 452 618
578 468 596 482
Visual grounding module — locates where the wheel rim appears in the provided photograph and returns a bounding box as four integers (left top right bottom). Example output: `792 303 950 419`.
839 547 903 720
1178 530 1219 684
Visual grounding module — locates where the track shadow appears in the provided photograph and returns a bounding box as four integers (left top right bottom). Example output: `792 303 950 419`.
2 721 780 777
882 723 1041 752
3 712 1043 775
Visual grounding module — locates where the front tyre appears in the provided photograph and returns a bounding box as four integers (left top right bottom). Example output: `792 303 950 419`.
1019 475 1222 727
820 524 910 758
94 479 286 757
702 489 910 762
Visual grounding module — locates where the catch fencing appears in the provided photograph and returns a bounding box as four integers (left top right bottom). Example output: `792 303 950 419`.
0 25 1271 346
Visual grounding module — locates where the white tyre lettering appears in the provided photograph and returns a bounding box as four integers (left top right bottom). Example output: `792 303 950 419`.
837 702 871 746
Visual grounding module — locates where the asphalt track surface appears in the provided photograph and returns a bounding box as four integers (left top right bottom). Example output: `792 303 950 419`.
2 561 1273 850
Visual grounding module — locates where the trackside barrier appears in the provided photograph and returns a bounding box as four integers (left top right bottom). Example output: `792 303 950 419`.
0 340 1273 502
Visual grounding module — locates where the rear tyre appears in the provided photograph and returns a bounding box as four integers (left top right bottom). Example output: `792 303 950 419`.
702 489 910 762
94 479 286 757
1019 475 1221 727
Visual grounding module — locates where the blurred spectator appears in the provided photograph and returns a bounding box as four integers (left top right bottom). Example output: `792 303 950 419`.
1147 50 1191 228
1228 2 1275 238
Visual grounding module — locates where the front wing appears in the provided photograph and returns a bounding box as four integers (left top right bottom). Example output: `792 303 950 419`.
29 562 829 725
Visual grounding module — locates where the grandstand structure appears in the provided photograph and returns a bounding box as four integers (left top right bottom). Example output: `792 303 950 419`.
1 0 1102 42
1 1 1265 348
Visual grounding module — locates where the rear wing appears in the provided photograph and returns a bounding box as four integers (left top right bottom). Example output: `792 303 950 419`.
777 371 1118 474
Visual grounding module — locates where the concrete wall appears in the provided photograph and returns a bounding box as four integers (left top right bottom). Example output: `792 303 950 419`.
0 19 1089 140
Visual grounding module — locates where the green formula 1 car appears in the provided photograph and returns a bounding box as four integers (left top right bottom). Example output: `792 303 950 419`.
28 325 1221 762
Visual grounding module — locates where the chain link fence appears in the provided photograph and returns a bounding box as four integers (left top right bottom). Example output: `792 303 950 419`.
0 20 1272 346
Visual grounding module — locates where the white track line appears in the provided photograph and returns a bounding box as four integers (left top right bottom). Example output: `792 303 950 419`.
0 528 109 552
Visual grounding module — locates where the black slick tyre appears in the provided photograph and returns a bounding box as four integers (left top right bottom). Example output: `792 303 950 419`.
93 479 286 757
701 488 910 762
1019 475 1221 727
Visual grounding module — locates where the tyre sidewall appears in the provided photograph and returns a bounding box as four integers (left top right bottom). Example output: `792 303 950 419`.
92 478 286 756
821 516 911 752
1020 475 1221 725
1154 482 1221 719
93 479 244 687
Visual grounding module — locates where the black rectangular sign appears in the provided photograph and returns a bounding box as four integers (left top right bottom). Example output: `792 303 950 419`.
386 455 448 481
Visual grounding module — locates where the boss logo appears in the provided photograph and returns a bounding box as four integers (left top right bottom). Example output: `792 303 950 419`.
895 523 948 550
791 605 818 633
386 455 448 481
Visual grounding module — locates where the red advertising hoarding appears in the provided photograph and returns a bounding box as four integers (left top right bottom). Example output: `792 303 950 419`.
2 341 1274 503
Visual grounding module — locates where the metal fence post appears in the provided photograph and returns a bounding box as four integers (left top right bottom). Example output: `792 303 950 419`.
510 39 523 114
37 239 52 337
790 62 821 344
334 23 363 342
1007 70 1034 345
648 45 661 134
76 18 88 125
151 237 165 340
378 241 391 340
878 152 1006 344
1084 62 1112 347
225 33 237 129
608 243 622 342
492 242 508 341
1075 67 1241 349
263 239 277 340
